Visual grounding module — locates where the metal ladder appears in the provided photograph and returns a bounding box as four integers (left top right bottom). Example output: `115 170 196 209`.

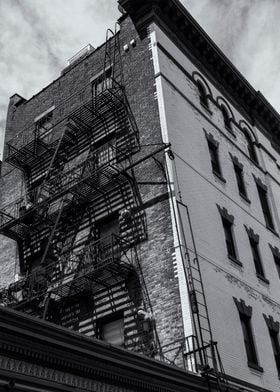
176 200 228 388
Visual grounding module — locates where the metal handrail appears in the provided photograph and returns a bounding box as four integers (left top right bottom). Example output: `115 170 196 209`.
0 233 132 306
5 81 124 157
0 143 123 229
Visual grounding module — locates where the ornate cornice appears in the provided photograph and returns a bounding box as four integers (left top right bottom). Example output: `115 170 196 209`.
0 307 211 392
118 0 280 147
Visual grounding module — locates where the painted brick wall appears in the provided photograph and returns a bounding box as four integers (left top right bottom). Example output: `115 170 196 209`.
152 23 280 391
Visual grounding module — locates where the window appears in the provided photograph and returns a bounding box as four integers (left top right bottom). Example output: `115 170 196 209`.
273 254 280 279
217 206 238 261
234 164 247 198
245 227 267 281
240 314 259 366
207 139 222 177
249 237 265 278
197 82 208 108
269 245 280 279
256 183 275 231
97 314 124 346
34 106 54 138
234 298 261 370
243 130 258 163
221 106 231 131
269 330 280 375
264 314 280 376
222 218 237 259
92 67 112 97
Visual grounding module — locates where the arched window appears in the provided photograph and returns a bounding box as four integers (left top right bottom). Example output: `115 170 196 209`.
243 129 258 163
221 106 231 131
197 82 208 108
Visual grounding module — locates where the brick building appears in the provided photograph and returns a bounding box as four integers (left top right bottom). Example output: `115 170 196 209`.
1 1 280 392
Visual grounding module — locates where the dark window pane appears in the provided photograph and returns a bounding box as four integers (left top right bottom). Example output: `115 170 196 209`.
244 131 258 163
273 255 280 279
97 314 124 347
257 185 274 230
221 107 231 130
222 218 236 259
208 141 221 176
249 237 264 277
197 82 208 108
234 165 247 197
240 315 258 365
269 330 280 375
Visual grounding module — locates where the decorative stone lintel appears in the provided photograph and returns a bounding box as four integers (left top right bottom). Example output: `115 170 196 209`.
269 244 280 259
253 175 267 191
244 225 259 243
217 204 234 223
233 297 252 318
205 131 219 147
229 153 243 170
263 314 280 333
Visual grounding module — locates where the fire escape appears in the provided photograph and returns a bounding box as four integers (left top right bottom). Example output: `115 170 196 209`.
0 27 160 357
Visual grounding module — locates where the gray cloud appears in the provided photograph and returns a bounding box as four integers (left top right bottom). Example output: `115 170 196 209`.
183 0 280 112
1 0 280 159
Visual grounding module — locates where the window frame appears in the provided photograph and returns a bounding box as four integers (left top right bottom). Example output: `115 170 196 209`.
269 329 280 376
222 217 237 260
221 106 231 131
197 81 209 109
273 254 280 279
240 313 259 367
256 183 275 231
217 206 239 264
249 236 265 279
96 311 125 347
234 298 263 372
243 129 258 164
234 164 247 199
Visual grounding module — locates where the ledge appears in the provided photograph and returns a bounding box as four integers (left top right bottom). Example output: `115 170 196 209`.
228 255 243 268
239 193 251 204
266 226 279 238
256 274 270 285
213 171 226 183
248 362 264 374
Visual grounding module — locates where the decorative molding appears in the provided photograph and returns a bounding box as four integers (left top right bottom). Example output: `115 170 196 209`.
0 307 213 392
229 153 243 170
34 105 55 123
216 204 234 223
244 225 259 243
205 131 219 147
263 314 279 333
233 297 252 318
253 174 267 191
118 0 280 147
269 244 280 259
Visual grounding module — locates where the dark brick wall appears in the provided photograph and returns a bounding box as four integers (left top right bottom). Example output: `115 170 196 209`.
0 14 185 362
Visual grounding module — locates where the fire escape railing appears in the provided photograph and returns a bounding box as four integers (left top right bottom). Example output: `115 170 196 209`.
0 234 134 307
5 83 138 173
0 143 128 237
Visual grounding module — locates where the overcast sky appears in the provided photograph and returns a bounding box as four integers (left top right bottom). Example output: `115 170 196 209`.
1 0 280 160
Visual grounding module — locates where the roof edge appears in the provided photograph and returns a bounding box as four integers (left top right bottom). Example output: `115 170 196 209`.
118 0 280 146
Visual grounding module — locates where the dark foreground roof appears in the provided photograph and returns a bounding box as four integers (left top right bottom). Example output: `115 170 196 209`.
0 306 220 392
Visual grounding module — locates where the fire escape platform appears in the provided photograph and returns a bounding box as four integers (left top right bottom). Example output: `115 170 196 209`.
6 139 57 172
51 257 133 299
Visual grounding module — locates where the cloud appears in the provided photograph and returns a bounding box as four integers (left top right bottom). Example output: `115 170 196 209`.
1 0 280 159
0 0 119 159
182 0 280 111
